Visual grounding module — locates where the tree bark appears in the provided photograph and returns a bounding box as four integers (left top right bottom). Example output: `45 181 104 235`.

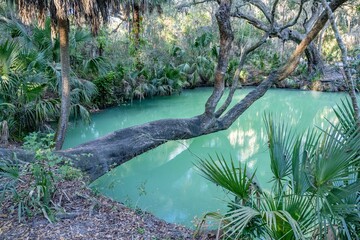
321 0 360 121
204 0 234 118
1 0 348 181
54 18 71 150
132 3 141 50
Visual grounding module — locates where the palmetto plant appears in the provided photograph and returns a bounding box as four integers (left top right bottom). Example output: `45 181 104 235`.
0 16 97 140
196 99 360 239
178 32 217 88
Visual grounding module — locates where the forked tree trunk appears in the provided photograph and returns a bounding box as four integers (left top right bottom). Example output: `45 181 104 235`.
0 0 348 181
55 18 71 150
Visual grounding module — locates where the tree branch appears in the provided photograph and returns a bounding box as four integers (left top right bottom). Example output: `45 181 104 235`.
204 0 234 118
215 33 269 118
245 0 272 23
232 10 269 32
321 0 360 121
218 0 348 128
280 0 306 31
303 1 322 32
176 0 215 10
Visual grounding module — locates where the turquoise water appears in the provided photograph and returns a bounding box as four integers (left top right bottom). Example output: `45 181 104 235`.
64 88 345 227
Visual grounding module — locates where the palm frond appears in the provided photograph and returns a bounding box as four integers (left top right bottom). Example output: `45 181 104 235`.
333 98 357 135
291 129 321 195
221 204 261 239
264 114 295 189
195 154 256 201
70 103 91 124
83 56 110 76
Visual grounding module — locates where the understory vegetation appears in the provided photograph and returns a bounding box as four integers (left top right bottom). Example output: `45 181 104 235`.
0 132 82 222
195 100 360 239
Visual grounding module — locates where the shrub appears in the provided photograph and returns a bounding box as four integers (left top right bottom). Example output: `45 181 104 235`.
0 132 82 223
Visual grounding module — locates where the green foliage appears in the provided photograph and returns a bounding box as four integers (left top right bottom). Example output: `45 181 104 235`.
93 70 124 108
177 32 217 88
196 100 360 239
0 17 97 140
248 49 283 74
0 132 82 222
196 155 255 203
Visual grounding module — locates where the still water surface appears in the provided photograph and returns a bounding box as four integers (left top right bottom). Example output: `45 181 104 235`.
64 88 345 227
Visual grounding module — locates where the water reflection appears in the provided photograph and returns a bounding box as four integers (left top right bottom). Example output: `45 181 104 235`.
64 88 346 227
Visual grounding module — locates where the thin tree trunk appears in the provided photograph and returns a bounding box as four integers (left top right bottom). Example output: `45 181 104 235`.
132 3 141 50
317 21 330 54
304 43 325 73
287 31 325 74
321 0 360 121
55 18 71 150
132 3 142 69
0 121 9 146
204 0 233 118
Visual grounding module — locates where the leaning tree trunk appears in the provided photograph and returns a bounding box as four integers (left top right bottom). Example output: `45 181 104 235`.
321 0 360 121
55 18 71 150
0 0 348 181
287 30 325 74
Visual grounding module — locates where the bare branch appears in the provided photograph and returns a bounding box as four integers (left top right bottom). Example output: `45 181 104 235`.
270 0 280 23
175 0 214 10
218 0 348 128
303 1 322 32
280 0 306 31
321 0 360 120
232 10 269 32
111 19 126 34
245 0 272 23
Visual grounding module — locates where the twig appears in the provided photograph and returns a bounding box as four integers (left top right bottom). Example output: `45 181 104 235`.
176 0 215 10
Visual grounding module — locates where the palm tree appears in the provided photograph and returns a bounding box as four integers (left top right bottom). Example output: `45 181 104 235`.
11 0 119 149
196 100 360 239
